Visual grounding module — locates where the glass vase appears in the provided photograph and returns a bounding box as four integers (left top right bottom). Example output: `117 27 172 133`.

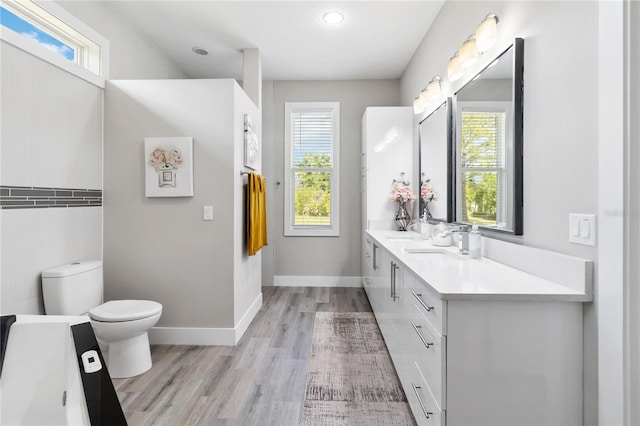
395 201 411 231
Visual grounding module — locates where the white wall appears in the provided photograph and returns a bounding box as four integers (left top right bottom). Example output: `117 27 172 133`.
402 0 598 259
104 79 260 335
261 81 275 285
57 1 186 80
233 84 263 325
401 2 599 423
0 42 103 314
269 80 400 281
1 1 186 316
630 2 640 422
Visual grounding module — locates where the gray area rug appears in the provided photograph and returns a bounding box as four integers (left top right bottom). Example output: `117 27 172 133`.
301 312 415 425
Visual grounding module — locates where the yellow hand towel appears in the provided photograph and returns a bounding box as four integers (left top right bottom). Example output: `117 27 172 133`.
248 173 268 256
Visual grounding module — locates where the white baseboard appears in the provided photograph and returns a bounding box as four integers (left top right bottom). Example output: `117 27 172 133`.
149 292 263 346
149 326 236 346
233 292 263 343
273 275 363 287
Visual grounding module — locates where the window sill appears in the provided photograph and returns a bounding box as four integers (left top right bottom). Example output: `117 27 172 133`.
1 28 106 88
285 226 340 237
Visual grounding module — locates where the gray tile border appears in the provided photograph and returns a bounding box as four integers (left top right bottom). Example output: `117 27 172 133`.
0 185 102 209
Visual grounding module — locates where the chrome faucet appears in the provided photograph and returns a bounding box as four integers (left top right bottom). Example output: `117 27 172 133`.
407 219 420 231
450 224 470 255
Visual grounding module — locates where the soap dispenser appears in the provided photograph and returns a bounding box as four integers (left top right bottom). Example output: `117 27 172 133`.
419 212 430 239
469 224 481 259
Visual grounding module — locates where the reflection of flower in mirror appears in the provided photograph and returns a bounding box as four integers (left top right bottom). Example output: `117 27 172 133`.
390 172 415 203
149 147 184 171
421 179 439 203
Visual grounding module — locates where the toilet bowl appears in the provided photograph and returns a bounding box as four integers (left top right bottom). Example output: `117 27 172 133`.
41 261 162 379
89 300 162 378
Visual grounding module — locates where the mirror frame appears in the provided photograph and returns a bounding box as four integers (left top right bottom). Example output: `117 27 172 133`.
451 37 524 235
418 98 454 223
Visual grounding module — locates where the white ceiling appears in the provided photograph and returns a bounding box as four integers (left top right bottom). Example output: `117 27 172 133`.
105 1 445 80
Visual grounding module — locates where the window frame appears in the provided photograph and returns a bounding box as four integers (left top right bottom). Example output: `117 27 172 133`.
0 0 109 87
456 101 513 228
284 101 340 237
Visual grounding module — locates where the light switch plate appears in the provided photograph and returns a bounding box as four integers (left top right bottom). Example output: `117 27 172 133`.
203 206 213 221
569 213 596 246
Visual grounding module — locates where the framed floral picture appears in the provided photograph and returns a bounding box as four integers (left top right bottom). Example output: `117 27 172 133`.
144 137 194 197
244 114 260 170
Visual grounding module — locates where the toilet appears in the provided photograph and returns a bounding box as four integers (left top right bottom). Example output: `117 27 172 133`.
41 260 162 378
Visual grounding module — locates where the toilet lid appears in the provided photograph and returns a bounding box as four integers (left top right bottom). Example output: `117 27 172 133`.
89 300 162 322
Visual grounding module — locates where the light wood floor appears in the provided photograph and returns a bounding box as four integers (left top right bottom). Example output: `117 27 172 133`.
112 286 387 425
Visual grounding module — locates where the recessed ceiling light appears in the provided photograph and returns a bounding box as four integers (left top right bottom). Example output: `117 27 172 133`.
192 47 208 55
323 11 344 25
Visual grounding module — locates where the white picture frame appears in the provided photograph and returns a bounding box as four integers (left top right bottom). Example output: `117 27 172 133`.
244 114 260 170
144 137 194 197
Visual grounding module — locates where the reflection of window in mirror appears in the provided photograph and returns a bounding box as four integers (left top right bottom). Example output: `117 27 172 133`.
457 102 513 229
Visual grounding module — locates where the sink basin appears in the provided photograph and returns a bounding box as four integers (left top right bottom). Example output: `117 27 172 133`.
404 248 466 260
385 235 420 242
404 248 446 255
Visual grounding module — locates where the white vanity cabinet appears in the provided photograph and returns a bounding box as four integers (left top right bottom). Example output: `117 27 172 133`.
365 231 590 426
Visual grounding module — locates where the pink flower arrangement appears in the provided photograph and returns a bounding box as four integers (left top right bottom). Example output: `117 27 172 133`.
149 147 184 171
421 179 439 203
390 173 415 203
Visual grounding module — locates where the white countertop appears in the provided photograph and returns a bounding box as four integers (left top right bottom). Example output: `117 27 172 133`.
367 230 592 302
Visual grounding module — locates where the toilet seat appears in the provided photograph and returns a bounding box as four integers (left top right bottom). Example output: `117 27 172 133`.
89 300 162 322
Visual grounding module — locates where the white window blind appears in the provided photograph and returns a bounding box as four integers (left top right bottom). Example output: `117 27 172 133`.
461 111 505 169
293 111 333 166
284 102 340 236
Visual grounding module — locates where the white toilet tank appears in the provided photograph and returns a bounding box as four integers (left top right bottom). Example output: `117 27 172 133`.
42 261 104 315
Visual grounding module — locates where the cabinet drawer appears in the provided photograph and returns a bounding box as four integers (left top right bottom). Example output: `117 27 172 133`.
405 362 445 426
410 305 446 410
410 279 447 335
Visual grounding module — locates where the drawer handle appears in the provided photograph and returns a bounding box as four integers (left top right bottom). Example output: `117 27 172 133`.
411 383 434 420
412 291 434 312
412 323 434 349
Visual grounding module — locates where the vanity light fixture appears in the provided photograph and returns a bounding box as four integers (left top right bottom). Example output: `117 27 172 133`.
459 34 478 69
413 76 442 115
413 96 426 115
426 76 441 101
446 13 499 84
475 13 499 53
447 52 464 82
323 11 344 24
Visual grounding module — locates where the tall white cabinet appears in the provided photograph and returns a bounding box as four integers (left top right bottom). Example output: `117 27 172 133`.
361 107 413 283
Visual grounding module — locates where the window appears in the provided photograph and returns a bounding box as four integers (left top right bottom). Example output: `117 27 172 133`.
457 103 512 228
284 102 340 236
0 0 109 86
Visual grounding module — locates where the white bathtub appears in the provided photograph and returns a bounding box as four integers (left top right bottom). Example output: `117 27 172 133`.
0 315 91 426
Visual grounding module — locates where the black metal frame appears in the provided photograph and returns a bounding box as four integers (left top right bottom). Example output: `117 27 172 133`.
418 98 454 224
451 37 525 236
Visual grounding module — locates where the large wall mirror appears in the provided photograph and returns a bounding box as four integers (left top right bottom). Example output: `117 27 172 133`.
452 38 524 235
419 99 453 223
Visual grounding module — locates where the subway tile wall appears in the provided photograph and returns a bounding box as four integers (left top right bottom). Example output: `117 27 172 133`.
0 186 102 209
